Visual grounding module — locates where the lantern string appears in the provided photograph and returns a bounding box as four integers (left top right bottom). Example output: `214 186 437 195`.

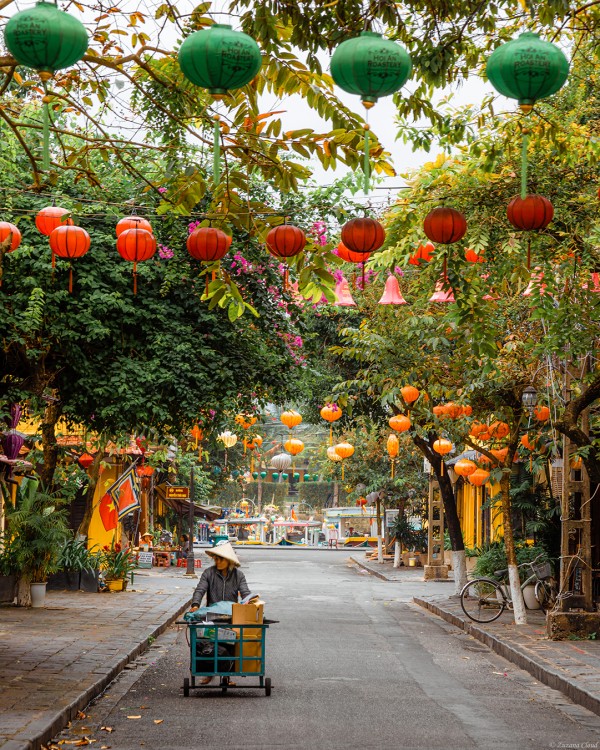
363 123 370 196
521 130 529 199
41 78 51 171
133 260 137 295
214 116 221 186
527 237 531 270
69 264 73 294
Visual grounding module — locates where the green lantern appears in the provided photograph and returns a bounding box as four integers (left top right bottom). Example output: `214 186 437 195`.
252 471 259 479
281 473 289 481
330 31 412 109
213 466 222 476
486 33 569 113
293 472 300 481
232 469 240 479
4 2 89 171
260 471 267 479
178 24 262 97
272 472 279 481
303 473 310 482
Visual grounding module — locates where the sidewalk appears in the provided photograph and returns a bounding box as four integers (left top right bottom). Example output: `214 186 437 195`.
0 567 197 750
350 552 600 718
348 553 455 583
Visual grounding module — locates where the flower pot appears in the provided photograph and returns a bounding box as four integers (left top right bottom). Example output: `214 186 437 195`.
47 570 80 591
106 578 125 592
522 583 540 610
30 581 47 608
79 570 100 593
0 574 16 603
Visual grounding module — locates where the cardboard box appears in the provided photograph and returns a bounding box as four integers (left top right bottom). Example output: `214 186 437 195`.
232 602 264 673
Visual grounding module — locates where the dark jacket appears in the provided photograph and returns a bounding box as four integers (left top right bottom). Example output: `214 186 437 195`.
191 565 250 607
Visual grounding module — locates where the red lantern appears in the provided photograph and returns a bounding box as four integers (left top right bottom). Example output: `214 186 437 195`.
337 242 371 264
116 228 156 294
78 452 94 469
507 194 553 231
0 222 21 251
136 464 155 477
35 206 73 236
465 248 484 263
187 227 232 261
468 468 490 487
341 218 385 254
116 216 153 237
408 241 435 266
49 226 91 292
423 207 467 244
266 224 306 258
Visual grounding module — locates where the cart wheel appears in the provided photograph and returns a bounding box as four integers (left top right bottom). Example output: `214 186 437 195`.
183 677 190 697
265 677 272 697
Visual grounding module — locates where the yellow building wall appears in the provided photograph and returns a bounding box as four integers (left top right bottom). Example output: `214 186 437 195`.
456 480 503 549
88 463 120 551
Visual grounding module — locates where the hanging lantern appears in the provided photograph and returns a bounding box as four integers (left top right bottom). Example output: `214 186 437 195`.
465 248 484 263
36 207 73 236
4 3 89 170
284 438 304 456
408 241 435 266
387 433 399 478
253 435 263 449
326 445 342 462
266 224 306 258
488 421 510 439
191 425 204 450
507 195 554 231
378 275 407 305
389 414 410 433
218 430 237 448
479 447 509 464
280 410 302 430
235 413 257 430
429 274 455 303
0 222 22 252
49 225 91 292
454 458 477 477
534 405 550 422
334 441 354 480
252 471 259 480
443 403 461 419
136 464 154 478
423 207 467 245
178 24 262 97
486 33 569 113
272 472 279 481
433 439 453 456
337 243 371 264
321 403 342 445
341 218 385 254
116 228 156 295
187 227 232 261
401 385 420 404
260 471 267 479
78 452 94 470
271 453 292 472
116 216 153 237
468 468 490 487
470 421 492 441
357 496 367 507
334 276 356 306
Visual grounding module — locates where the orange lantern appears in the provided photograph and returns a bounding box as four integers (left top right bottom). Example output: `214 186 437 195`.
191 425 204 448
389 414 411 432
465 248 484 263
78 452 94 470
49 225 91 292
520 433 538 451
444 402 462 419
281 410 302 430
387 434 399 478
116 216 153 237
462 405 473 416
488 421 510 439
433 404 448 418
235 413 257 430
468 468 490 487
36 206 73 236
334 441 354 480
321 403 342 444
116 227 156 294
479 447 509 464
0 222 22 252
534 405 550 422
284 438 304 456
454 458 477 477
401 385 420 404
433 438 453 474
253 435 263 449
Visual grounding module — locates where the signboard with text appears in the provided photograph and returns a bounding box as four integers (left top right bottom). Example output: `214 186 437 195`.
165 486 190 499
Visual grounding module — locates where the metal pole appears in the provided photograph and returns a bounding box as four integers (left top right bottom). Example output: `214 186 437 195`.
185 467 197 577
376 494 383 564
257 456 263 514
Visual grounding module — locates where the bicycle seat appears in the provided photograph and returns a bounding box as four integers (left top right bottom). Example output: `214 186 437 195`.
494 568 508 577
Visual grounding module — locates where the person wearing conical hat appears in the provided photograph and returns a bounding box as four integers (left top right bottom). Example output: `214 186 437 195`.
189 541 250 611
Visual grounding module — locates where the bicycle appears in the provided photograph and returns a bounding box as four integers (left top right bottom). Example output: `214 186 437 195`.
460 554 557 623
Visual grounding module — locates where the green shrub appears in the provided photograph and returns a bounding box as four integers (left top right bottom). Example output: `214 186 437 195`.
474 542 550 582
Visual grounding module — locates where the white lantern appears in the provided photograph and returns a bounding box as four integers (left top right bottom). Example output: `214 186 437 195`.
271 452 292 472
217 430 238 449
327 446 342 462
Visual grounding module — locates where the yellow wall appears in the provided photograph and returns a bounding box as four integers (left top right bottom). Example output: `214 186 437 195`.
88 463 120 551
456 479 503 549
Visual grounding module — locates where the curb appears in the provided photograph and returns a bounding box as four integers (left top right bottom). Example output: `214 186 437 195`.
6 596 192 750
348 556 391 581
414 597 600 718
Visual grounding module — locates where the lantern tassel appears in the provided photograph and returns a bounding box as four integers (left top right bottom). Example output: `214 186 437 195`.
330 426 333 445
68 265 73 294
214 116 221 186
521 130 529 200
527 238 531 270
205 274 209 296
42 98 50 171
362 261 366 289
441 461 444 476
133 261 138 296
341 463 345 481
363 125 370 196
391 459 394 479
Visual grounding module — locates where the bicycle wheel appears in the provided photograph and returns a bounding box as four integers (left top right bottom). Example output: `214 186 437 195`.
460 579 506 623
535 579 557 612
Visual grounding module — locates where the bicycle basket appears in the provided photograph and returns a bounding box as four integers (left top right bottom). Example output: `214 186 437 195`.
532 561 552 579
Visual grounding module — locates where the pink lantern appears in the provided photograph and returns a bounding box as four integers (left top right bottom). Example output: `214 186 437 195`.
378 275 407 305
334 277 356 306
429 274 455 303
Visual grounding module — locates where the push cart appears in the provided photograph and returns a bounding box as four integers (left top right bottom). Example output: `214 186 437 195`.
179 619 275 696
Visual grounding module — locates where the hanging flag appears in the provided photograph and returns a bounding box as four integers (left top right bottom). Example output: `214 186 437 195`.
106 463 140 520
99 492 118 531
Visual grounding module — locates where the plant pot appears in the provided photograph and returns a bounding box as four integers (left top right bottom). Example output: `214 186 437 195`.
522 583 540 610
30 581 47 608
47 570 80 591
0 574 16 603
79 570 99 592
105 578 125 592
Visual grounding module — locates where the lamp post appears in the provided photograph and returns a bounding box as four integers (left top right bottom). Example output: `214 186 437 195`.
185 467 197 577
521 385 538 415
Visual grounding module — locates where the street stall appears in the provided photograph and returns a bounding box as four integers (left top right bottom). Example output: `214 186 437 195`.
322 506 378 547
213 517 267 545
272 520 321 546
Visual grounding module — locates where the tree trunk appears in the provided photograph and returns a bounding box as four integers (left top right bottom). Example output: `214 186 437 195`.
77 449 105 539
16 574 31 607
500 470 527 624
39 397 61 488
452 549 467 594
393 540 401 568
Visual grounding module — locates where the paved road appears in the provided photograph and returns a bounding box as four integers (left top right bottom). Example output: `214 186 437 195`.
54 550 600 750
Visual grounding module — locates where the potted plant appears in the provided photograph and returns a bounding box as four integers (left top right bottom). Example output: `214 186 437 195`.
0 533 18 604
99 541 136 591
49 538 101 592
5 486 70 607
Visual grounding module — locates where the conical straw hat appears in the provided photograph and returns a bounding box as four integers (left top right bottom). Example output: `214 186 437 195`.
206 541 240 567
